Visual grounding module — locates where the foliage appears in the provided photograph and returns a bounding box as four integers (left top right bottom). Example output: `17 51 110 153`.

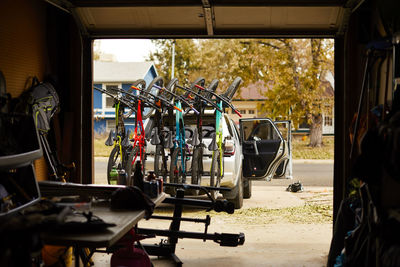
258 39 334 147
93 40 102 61
148 39 202 86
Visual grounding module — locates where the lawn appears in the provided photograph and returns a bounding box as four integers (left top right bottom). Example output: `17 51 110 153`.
94 137 114 157
94 135 334 160
292 135 334 160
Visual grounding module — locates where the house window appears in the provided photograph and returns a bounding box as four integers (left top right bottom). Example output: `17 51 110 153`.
324 116 333 126
324 107 333 126
106 120 116 133
248 110 255 115
239 110 246 114
299 118 310 129
105 85 118 108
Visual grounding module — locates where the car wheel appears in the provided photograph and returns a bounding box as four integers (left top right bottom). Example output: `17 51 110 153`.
243 178 252 199
228 175 243 209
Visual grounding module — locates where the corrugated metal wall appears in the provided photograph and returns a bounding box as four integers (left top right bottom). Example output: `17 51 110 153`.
0 0 48 180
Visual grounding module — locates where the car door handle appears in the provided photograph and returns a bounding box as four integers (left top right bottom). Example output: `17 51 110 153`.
252 140 259 155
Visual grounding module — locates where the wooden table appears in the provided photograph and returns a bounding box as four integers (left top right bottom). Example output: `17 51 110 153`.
42 193 166 266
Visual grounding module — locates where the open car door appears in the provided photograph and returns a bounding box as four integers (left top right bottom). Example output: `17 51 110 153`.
239 118 289 180
273 120 293 179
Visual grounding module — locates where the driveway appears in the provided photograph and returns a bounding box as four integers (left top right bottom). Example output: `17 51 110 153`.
93 157 333 266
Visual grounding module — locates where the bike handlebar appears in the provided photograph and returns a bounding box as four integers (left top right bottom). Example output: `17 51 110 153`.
93 86 137 110
194 84 242 117
130 85 177 111
151 84 200 115
110 86 160 110
175 84 224 113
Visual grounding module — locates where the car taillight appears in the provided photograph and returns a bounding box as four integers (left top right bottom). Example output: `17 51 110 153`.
224 139 235 156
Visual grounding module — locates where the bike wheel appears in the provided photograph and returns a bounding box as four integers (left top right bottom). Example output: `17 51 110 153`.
125 146 139 186
142 77 163 120
203 78 219 99
107 146 122 185
190 77 206 94
164 78 178 102
124 79 146 119
222 77 242 100
210 150 222 200
190 147 202 195
154 145 168 179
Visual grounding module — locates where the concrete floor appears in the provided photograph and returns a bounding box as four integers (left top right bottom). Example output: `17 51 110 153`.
90 185 332 266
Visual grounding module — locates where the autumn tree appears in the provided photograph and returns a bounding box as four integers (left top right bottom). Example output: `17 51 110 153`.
148 39 202 86
149 38 334 147
259 39 334 147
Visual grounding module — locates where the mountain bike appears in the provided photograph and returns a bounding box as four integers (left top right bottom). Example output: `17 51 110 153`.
194 77 242 199
189 79 219 195
129 77 181 181
149 80 200 196
168 78 206 194
94 80 145 184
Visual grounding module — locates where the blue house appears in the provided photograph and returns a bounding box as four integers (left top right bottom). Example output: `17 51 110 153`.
93 61 158 133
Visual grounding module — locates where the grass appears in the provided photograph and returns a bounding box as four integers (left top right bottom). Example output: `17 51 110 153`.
93 135 334 160
292 136 334 160
94 137 113 157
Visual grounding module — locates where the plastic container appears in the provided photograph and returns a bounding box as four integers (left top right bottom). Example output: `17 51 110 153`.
0 113 42 169
0 164 41 217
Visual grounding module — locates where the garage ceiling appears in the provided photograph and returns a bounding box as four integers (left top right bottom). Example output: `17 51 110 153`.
48 0 356 37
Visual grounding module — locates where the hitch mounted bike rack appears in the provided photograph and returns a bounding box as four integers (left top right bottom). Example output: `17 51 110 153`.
136 189 245 266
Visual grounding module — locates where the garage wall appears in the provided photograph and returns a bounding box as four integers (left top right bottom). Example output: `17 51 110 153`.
0 0 49 180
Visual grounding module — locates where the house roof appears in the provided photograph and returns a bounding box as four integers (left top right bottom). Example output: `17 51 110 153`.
234 81 268 101
93 61 155 83
234 79 334 101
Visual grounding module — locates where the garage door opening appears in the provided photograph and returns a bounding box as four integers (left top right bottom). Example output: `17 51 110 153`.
92 38 334 266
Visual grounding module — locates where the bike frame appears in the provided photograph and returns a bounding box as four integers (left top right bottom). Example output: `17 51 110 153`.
130 99 146 172
213 100 224 178
173 100 187 183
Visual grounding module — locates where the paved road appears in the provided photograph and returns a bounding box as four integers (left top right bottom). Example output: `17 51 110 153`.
95 159 333 187
263 161 334 188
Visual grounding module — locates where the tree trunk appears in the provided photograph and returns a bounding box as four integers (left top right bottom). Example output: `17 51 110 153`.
309 114 323 147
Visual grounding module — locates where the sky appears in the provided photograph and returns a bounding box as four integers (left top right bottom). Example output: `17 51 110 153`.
97 39 156 62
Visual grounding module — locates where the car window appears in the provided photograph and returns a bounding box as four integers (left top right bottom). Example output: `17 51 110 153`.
242 120 280 141
231 119 240 139
224 115 233 137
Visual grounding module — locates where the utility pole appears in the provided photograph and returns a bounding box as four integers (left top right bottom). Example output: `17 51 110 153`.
171 40 175 79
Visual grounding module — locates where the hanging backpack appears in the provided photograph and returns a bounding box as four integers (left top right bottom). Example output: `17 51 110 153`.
29 77 60 133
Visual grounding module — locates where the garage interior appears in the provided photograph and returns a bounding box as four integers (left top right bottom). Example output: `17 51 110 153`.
1 0 400 266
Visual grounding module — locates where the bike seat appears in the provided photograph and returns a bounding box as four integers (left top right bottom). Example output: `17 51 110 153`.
188 128 201 146
208 133 218 151
150 128 161 145
105 129 115 146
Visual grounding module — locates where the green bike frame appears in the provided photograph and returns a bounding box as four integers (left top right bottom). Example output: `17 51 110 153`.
212 100 224 177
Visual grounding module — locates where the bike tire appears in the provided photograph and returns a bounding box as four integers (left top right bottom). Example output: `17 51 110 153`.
203 78 219 99
125 146 139 186
107 146 122 185
190 77 206 94
222 77 242 100
124 79 146 119
142 77 164 120
210 149 222 200
190 147 202 195
164 78 178 102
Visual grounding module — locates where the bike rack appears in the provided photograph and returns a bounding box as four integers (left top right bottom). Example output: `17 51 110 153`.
136 189 245 266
